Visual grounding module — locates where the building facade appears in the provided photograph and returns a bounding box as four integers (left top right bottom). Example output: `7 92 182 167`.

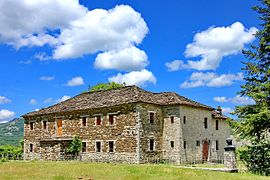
23 86 231 163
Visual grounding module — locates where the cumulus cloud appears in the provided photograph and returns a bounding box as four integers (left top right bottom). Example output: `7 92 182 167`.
66 76 84 87
0 109 15 122
0 2 149 71
53 5 148 61
0 0 86 48
214 95 255 105
94 46 148 71
166 22 257 71
0 96 11 104
40 76 55 81
180 72 243 88
29 99 38 105
57 95 71 103
108 69 156 87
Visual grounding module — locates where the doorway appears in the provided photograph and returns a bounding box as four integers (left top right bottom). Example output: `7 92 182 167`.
202 140 209 161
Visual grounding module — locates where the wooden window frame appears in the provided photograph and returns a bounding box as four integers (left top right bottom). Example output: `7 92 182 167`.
94 115 102 126
149 111 155 124
108 141 115 153
108 114 114 125
82 142 87 153
30 121 34 130
95 141 102 152
82 117 87 127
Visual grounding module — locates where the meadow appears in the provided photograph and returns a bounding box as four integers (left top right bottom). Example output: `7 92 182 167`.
0 161 269 180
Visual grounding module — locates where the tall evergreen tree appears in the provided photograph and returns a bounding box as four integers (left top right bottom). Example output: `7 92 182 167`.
233 0 270 175
234 0 270 142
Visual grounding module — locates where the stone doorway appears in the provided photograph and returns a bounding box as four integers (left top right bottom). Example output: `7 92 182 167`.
202 139 209 161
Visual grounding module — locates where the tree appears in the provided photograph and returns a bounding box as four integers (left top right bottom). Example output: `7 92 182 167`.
87 82 125 92
233 0 270 175
67 136 82 157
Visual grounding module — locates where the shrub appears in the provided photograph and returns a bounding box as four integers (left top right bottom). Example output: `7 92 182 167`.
238 141 270 176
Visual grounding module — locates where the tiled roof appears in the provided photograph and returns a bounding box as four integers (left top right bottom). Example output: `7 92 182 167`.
23 85 216 117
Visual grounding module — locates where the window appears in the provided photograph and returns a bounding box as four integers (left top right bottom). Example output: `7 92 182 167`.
43 121 47 130
170 116 174 124
82 117 87 126
170 141 174 148
96 115 101 125
216 140 219 150
82 142 86 152
183 116 186 124
183 141 186 149
96 141 101 152
30 144 33 152
196 140 200 146
149 139 154 151
216 120 219 130
204 118 208 129
109 141 114 152
30 122 34 130
109 114 114 125
149 112 155 124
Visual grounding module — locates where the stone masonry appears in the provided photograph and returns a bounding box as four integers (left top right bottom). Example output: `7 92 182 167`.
23 86 231 164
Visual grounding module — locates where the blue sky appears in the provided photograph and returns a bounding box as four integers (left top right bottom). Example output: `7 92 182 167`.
0 0 260 122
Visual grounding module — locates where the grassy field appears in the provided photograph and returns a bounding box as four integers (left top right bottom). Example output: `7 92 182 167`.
0 161 268 180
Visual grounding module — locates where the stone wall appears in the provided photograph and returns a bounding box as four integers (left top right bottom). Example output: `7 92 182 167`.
135 103 164 163
179 105 231 163
24 104 138 162
162 106 183 164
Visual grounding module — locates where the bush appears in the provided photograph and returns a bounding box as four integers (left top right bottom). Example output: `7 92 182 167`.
238 141 270 176
0 157 8 162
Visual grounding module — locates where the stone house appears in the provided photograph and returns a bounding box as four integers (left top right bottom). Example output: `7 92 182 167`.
23 86 231 163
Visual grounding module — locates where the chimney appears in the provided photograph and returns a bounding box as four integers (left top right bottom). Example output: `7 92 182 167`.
217 106 222 115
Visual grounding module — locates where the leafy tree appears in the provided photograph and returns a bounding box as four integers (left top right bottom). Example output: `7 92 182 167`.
87 82 125 92
67 136 82 156
233 0 270 175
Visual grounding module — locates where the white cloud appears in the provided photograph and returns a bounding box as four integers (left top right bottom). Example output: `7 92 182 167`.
166 22 257 71
222 107 234 115
29 99 37 105
180 72 243 88
57 95 71 103
40 76 55 81
66 76 84 87
44 98 54 104
0 96 11 104
108 69 156 87
34 52 51 61
53 5 148 60
165 60 187 71
94 46 148 71
0 0 87 48
0 2 149 71
213 96 228 103
0 109 15 122
214 95 255 105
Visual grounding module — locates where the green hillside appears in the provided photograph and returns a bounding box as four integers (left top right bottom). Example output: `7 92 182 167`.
0 118 24 146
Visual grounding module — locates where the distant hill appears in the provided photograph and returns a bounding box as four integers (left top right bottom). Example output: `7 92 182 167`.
0 118 24 146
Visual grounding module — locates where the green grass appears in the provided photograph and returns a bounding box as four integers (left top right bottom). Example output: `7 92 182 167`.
0 161 268 180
